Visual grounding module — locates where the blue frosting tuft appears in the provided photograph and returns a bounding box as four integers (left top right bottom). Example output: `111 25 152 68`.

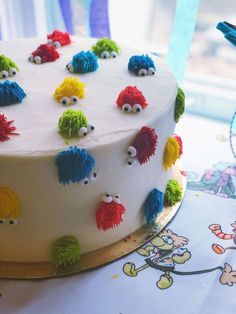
70 51 98 73
56 146 95 184
128 55 156 75
0 80 26 106
144 188 164 224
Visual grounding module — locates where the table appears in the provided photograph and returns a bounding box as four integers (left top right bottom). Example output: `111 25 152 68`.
0 113 235 314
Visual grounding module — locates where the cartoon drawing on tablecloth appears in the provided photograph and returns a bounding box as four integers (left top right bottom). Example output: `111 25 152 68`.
187 162 236 199
123 229 236 289
209 223 236 254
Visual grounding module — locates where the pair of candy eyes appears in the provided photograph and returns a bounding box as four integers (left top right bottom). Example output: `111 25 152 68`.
28 55 41 64
78 124 95 137
127 146 137 166
0 219 18 225
138 68 155 76
100 51 118 59
102 194 121 204
0 68 17 79
81 172 98 185
122 103 143 113
60 96 79 106
47 39 61 48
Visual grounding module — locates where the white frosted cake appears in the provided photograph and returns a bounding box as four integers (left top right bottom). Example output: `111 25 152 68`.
0 35 184 268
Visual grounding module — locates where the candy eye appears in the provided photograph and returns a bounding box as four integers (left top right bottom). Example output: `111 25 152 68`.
0 219 6 224
60 97 70 106
92 171 98 179
100 51 110 59
66 63 74 72
113 195 121 204
28 55 34 62
138 68 147 76
127 157 137 166
0 70 8 79
66 62 73 71
78 127 88 137
110 51 117 58
9 67 17 76
127 146 137 157
132 104 142 113
81 177 89 185
87 124 95 133
34 56 41 64
148 67 155 75
70 96 79 105
53 41 61 48
122 104 132 113
8 219 18 225
102 194 112 203
89 171 98 181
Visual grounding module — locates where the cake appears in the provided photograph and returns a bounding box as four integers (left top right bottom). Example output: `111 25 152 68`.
0 35 184 269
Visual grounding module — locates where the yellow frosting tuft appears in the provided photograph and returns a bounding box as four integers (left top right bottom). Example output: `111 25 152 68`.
53 77 85 103
0 187 21 219
163 137 180 170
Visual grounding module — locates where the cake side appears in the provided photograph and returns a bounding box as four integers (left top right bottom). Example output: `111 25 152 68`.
0 101 176 262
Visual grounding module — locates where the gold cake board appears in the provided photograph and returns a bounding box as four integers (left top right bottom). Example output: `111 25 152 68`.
0 161 186 279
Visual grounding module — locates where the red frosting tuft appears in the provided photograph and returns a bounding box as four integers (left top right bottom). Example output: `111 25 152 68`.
0 114 18 142
116 86 148 109
132 126 158 165
47 30 71 46
31 44 60 63
174 134 183 156
96 201 126 231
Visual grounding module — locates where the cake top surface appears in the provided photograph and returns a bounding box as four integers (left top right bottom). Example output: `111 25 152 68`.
0 36 177 156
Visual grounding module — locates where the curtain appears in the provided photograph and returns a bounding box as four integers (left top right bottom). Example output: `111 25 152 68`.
0 0 67 40
0 0 199 84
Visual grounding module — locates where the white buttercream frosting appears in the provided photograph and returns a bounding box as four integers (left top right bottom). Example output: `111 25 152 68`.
0 37 177 156
0 37 178 262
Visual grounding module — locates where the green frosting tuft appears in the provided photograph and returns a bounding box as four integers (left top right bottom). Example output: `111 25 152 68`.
52 235 81 268
92 38 120 56
174 88 185 123
164 179 182 206
58 109 88 138
0 55 19 72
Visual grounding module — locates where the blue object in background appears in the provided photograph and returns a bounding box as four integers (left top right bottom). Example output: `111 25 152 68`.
45 0 66 32
0 0 37 39
166 0 200 84
217 21 236 47
58 0 74 34
18 0 37 37
88 0 110 38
